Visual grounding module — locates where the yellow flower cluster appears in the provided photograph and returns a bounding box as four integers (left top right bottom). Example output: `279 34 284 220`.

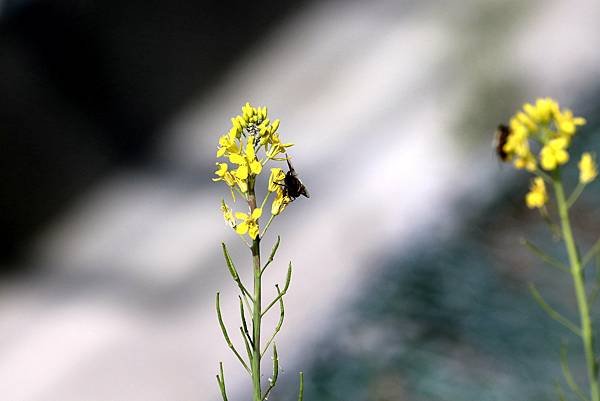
214 103 296 240
526 177 548 209
502 97 586 172
500 97 597 210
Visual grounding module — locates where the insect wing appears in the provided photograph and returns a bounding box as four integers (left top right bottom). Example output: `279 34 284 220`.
494 124 510 161
298 182 309 198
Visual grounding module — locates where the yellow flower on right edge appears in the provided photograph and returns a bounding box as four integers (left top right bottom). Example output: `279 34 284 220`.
579 152 598 184
495 97 597 209
499 97 586 173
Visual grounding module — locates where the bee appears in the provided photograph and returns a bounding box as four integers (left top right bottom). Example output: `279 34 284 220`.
494 124 510 161
282 157 309 200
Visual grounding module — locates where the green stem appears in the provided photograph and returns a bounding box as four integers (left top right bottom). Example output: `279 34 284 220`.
554 172 599 401
260 191 272 211
261 214 276 239
248 187 262 401
567 182 586 209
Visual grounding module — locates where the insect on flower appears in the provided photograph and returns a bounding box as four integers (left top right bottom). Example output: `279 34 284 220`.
494 124 511 161
282 157 310 200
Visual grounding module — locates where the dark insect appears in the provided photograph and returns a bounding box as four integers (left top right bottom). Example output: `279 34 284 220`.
283 157 310 200
495 124 510 161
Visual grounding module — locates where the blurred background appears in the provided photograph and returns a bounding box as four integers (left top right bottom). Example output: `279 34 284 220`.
2 0 600 400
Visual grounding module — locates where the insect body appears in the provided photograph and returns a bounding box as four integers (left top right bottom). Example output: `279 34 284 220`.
495 124 510 161
283 157 309 200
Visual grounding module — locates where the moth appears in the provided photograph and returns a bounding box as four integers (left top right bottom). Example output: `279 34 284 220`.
283 157 310 200
494 124 510 161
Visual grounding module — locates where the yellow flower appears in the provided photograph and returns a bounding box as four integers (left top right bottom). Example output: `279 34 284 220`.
235 208 262 239
240 102 266 126
579 152 598 184
503 121 537 171
216 129 241 157
513 152 537 172
266 132 294 159
515 111 538 132
505 121 530 157
554 108 586 137
213 163 235 187
221 201 236 228
268 168 286 192
526 177 548 209
227 136 263 193
271 186 291 215
523 97 558 125
540 137 569 170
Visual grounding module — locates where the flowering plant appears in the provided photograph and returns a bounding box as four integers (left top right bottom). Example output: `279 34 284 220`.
497 98 599 401
213 103 307 401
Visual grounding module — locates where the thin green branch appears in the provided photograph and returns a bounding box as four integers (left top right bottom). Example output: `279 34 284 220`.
260 214 277 239
555 381 567 401
239 296 253 347
260 191 273 211
262 263 292 317
240 326 254 363
583 237 600 268
528 284 581 337
262 343 279 401
567 182 586 209
520 238 569 273
553 173 600 401
539 207 562 240
261 236 281 276
239 235 252 248
216 292 251 373
262 285 285 357
298 372 304 401
560 342 590 401
222 243 253 311
535 168 553 183
216 362 229 401
589 286 600 305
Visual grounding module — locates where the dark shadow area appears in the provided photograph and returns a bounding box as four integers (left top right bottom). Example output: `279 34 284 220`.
0 0 311 270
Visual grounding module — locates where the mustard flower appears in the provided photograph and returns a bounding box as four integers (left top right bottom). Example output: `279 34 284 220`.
555 109 586 137
514 152 537 172
504 121 536 171
226 136 263 194
214 103 308 401
523 97 559 125
266 132 294 159
271 187 291 216
505 121 530 157
525 177 548 209
235 208 262 239
579 152 598 184
540 137 569 171
500 98 586 173
268 168 286 192
515 111 538 132
213 163 236 187
221 200 236 228
216 129 241 158
214 102 301 221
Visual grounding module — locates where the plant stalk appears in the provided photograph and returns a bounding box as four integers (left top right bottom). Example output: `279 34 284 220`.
248 185 262 401
554 172 599 401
